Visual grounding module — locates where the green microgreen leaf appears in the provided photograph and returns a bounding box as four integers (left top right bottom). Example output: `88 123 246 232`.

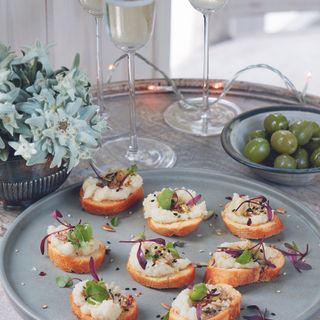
145 253 160 260
189 283 207 302
56 276 73 288
127 164 137 175
165 242 180 258
85 280 109 305
110 216 121 227
131 231 146 241
235 249 253 264
161 312 169 320
158 188 174 210
67 223 93 249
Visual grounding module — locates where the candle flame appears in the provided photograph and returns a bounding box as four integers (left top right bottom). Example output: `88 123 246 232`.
213 82 223 89
147 85 156 90
108 64 115 71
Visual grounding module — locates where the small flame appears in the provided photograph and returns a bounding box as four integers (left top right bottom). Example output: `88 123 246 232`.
147 85 156 90
108 64 115 71
213 82 223 89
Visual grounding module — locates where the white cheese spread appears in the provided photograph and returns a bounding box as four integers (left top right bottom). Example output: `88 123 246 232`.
129 242 191 277
224 193 273 225
143 188 207 223
47 225 100 256
82 174 143 202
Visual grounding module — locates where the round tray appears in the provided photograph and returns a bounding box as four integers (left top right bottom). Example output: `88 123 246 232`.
1 168 320 319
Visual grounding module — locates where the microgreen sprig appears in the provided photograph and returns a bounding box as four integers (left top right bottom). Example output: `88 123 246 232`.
277 241 312 273
40 209 92 254
243 305 273 320
234 195 273 221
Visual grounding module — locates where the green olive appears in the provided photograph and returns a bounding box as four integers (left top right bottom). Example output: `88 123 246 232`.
189 283 207 301
289 121 314 145
271 130 298 154
263 113 289 133
274 155 297 169
293 148 309 169
246 130 266 142
310 147 320 167
311 122 320 138
306 137 320 152
243 138 270 163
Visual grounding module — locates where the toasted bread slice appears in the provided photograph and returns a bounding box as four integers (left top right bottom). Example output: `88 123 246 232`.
127 259 195 289
47 240 105 273
146 217 202 237
221 209 284 239
169 284 241 320
204 247 285 287
70 294 138 320
80 186 144 216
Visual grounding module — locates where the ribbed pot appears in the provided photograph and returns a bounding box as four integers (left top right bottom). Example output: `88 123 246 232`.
0 158 69 210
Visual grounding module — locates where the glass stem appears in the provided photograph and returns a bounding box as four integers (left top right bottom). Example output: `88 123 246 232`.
126 51 138 161
95 16 104 109
201 13 211 135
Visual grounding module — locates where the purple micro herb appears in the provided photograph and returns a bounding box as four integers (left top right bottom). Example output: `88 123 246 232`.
196 304 202 320
39 272 47 277
137 242 147 270
40 210 75 255
243 305 273 320
277 242 312 273
89 257 100 281
186 194 202 207
120 238 166 269
234 195 273 221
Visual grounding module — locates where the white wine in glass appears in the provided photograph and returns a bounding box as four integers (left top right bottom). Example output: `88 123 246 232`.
98 0 176 169
164 0 241 137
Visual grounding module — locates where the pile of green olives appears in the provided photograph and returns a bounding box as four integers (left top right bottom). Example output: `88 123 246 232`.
243 113 320 169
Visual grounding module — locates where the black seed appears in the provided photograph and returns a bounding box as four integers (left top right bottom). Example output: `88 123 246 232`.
156 315 161 318
151 200 155 202
116 267 120 271
247 218 252 226
132 288 137 291
125 287 130 290
107 241 111 244
271 312 276 316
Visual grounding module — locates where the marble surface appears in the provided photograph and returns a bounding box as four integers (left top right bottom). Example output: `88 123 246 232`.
1 79 320 319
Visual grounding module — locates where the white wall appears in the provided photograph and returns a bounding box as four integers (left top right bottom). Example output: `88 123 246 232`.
0 0 171 84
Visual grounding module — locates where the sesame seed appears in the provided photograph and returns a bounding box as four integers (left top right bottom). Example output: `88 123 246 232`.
42 304 48 309
67 214 72 218
283 272 287 276
31 266 37 271
209 252 213 256
199 249 205 253
196 234 202 238
276 290 281 293
15 249 19 253
110 258 114 263
21 282 25 286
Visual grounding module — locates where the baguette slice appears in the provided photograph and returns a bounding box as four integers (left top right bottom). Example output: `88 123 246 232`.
47 240 105 273
169 284 241 320
221 208 284 239
146 217 202 237
127 259 195 289
70 294 138 320
80 186 144 216
204 247 285 287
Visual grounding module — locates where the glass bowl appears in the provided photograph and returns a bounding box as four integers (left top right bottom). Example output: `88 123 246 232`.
221 105 320 186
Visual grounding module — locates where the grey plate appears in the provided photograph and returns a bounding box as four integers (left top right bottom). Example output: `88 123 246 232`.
1 168 320 320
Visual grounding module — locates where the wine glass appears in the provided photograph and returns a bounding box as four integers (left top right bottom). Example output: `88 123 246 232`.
164 0 241 136
99 0 176 168
79 0 128 138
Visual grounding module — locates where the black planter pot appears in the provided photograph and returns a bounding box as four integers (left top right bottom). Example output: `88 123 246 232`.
0 158 69 210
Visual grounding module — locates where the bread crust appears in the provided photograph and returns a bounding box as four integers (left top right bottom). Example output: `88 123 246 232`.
127 259 195 289
169 284 241 320
146 217 202 237
221 207 284 239
204 247 285 287
70 293 138 320
80 186 144 216
47 240 106 273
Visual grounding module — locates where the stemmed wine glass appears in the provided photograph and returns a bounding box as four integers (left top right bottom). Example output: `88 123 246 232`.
99 0 176 168
164 0 241 136
79 0 127 138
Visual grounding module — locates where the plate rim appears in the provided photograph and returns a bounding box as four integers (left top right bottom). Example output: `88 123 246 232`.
1 167 320 320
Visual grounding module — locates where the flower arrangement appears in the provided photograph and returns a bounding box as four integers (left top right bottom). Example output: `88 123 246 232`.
0 41 106 172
